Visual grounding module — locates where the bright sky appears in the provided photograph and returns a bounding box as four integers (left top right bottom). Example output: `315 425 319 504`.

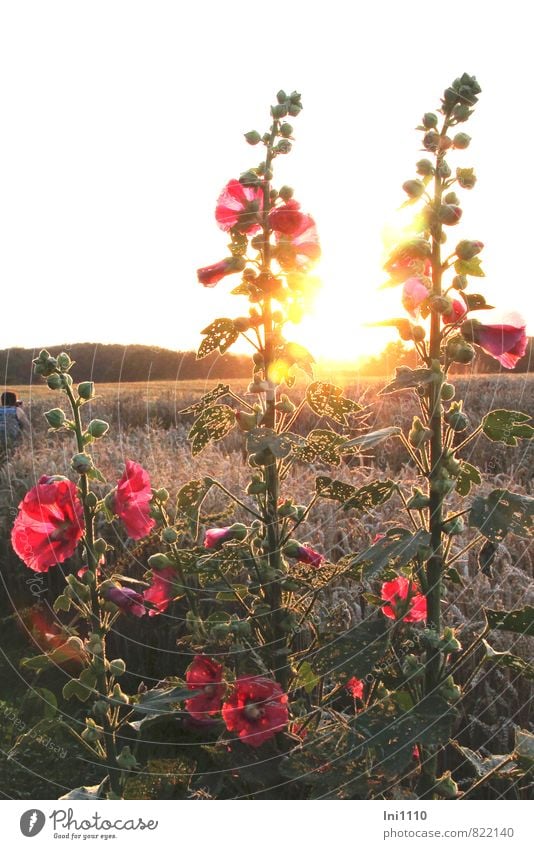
0 0 532 364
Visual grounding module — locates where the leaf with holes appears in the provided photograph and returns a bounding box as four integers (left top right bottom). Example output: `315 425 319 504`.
456 462 481 497
179 385 231 417
379 367 436 395
454 744 516 779
188 405 236 456
306 381 362 425
197 318 238 359
344 480 397 511
295 429 347 466
246 428 304 461
469 489 534 541
176 477 215 535
351 527 431 580
482 410 534 446
485 606 534 636
315 476 358 503
483 640 534 681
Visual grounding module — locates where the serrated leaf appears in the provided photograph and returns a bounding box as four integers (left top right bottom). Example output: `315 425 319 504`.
352 527 431 579
176 476 215 535
310 620 390 681
188 405 236 456
315 476 358 503
485 606 534 636
294 429 347 466
179 384 231 417
306 381 362 425
246 427 304 460
379 367 436 395
482 409 534 446
341 428 401 452
455 462 481 497
470 489 534 542
454 256 485 277
197 318 238 359
344 480 397 511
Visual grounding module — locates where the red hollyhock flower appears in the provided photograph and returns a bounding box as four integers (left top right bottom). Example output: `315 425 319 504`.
443 298 468 325
105 585 146 618
269 200 310 236
215 179 264 233
402 277 430 318
114 460 155 540
346 676 364 699
204 527 232 548
197 256 246 288
11 476 84 572
462 314 528 369
275 215 321 271
285 540 324 567
185 655 225 721
142 566 176 617
381 576 427 623
222 676 289 747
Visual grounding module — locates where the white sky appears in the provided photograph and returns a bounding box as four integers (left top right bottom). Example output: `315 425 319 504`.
0 0 532 363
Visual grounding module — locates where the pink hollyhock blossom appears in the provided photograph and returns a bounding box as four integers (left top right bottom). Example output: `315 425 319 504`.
114 460 155 540
142 566 176 617
381 576 427 623
346 676 364 699
269 200 310 236
215 179 263 233
443 298 468 325
402 277 430 318
275 215 321 271
185 655 225 721
197 256 246 288
222 676 288 748
105 585 146 617
11 476 84 572
462 314 528 369
204 527 232 549
285 540 324 567
372 533 385 544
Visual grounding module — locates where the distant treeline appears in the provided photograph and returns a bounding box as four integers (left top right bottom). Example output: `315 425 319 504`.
0 343 251 385
1 338 533 385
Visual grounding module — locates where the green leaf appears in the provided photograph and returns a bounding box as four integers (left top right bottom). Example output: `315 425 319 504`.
179 384 231 417
310 620 390 681
294 429 347 466
59 779 108 800
53 593 72 613
483 640 534 681
188 405 236 456
293 660 320 694
280 341 315 377
341 428 401 452
453 744 515 778
454 256 485 277
197 318 238 359
485 606 534 636
306 381 362 425
315 476 358 504
26 687 58 720
176 476 215 535
344 480 397 511
515 729 534 768
455 462 481 497
379 367 436 395
134 684 197 716
246 427 304 461
62 678 94 702
482 410 534 446
461 293 494 311
469 489 534 541
351 527 431 579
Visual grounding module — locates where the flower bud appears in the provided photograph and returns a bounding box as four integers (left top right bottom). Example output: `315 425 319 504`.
276 139 292 154
443 516 464 535
271 103 288 119
275 394 296 414
45 408 66 428
455 239 483 260
116 745 137 769
407 488 430 509
446 337 475 365
244 130 261 145
148 553 174 569
453 132 471 149
247 476 267 495
422 112 438 129
434 771 459 799
71 453 93 475
235 409 258 431
445 402 470 431
276 89 287 104
57 352 73 371
402 179 425 199
439 204 462 225
441 382 455 400
415 158 434 177
77 381 95 401
94 537 107 554
279 185 294 201
87 419 109 439
452 274 468 291
234 316 251 332
453 103 471 122
154 487 169 502
288 102 302 117
436 160 451 178
444 191 459 205
456 167 476 189
409 417 433 448
429 296 453 315
280 122 293 138
162 527 178 544
440 627 462 653
423 130 440 152
47 373 63 390
228 522 247 542
109 658 126 677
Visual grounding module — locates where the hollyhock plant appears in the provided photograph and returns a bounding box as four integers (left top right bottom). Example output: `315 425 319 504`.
346 676 364 699
461 314 528 369
381 576 427 623
105 585 146 618
222 676 289 748
114 460 155 540
142 566 177 616
215 179 264 233
197 256 246 288
11 476 84 572
185 655 225 721
284 540 324 567
402 277 430 318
